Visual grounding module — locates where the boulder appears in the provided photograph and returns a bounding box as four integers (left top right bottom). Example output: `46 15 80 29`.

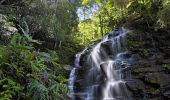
0 14 18 44
126 79 145 92
2 25 18 36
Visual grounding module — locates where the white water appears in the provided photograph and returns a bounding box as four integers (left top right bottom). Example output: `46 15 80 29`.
69 27 132 100
68 48 87 100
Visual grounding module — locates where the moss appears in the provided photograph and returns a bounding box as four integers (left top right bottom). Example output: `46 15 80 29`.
162 64 170 72
146 87 155 93
127 40 141 48
162 64 168 68
144 87 160 95
139 49 149 57
147 76 157 84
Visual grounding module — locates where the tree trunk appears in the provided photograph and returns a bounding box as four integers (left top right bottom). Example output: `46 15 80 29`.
99 14 104 37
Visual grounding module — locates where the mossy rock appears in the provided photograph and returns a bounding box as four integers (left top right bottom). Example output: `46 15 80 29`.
145 73 170 87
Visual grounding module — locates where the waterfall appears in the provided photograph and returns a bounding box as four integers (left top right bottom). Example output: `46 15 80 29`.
69 27 133 100
68 48 87 100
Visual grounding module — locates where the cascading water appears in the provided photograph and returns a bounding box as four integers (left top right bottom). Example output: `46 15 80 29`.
68 48 87 100
69 27 133 100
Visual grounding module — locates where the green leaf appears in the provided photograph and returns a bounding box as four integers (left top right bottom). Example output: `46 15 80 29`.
2 85 9 88
82 0 90 5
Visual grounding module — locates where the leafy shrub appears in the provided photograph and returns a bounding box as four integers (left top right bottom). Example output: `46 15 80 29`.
0 21 69 99
0 46 8 64
0 78 21 100
157 1 170 28
27 79 49 100
27 79 69 100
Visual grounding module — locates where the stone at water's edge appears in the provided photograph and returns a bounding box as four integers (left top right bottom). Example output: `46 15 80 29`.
69 27 170 100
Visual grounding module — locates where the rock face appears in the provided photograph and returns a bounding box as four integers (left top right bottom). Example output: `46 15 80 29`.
71 27 170 100
0 14 18 44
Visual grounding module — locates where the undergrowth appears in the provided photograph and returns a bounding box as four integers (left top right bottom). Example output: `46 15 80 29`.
0 22 69 100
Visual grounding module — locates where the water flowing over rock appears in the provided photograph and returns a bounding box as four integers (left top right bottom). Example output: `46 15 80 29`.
68 27 170 100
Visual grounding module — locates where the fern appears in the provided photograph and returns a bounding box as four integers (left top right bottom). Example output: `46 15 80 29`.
18 21 41 45
49 83 69 94
27 79 70 100
0 78 21 100
30 59 49 72
10 33 34 50
0 19 69 100
0 46 8 64
27 79 49 100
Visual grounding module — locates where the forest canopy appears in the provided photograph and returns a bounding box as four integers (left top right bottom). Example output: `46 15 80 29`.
77 0 170 44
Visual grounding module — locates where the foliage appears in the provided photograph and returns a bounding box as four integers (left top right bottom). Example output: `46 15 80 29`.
157 0 170 28
1 0 169 100
27 0 78 41
0 0 83 100
75 19 101 45
0 46 8 64
27 79 69 100
27 79 48 100
127 40 140 48
0 78 21 100
0 25 69 99
1 0 80 47
56 40 82 64
78 0 170 45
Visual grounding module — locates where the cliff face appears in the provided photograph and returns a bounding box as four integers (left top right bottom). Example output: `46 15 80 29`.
125 29 170 99
73 27 170 100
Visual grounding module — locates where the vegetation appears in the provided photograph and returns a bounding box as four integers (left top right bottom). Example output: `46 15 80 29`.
0 0 170 99
0 0 80 99
0 30 69 99
77 0 170 44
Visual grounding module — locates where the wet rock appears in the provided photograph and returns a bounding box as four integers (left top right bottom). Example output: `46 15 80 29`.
116 51 131 60
133 66 164 73
129 54 141 62
148 53 165 60
108 82 133 98
101 40 113 56
126 80 145 92
108 29 121 38
74 79 85 90
162 59 170 64
100 62 108 78
163 90 170 98
145 73 170 87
